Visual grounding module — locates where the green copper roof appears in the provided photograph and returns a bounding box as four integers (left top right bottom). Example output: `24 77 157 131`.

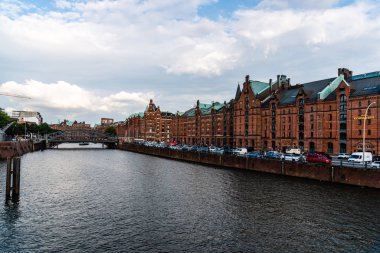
318 75 349 100
249 81 269 95
127 112 144 118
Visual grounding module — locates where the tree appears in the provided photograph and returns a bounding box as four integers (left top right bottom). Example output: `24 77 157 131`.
104 126 116 136
0 111 13 128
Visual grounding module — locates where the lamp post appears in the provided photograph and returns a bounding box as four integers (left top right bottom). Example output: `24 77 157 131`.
363 101 376 163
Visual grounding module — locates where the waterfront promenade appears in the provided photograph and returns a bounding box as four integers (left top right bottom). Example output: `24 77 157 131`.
120 143 380 189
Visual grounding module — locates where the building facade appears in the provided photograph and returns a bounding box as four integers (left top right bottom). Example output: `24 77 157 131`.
123 68 380 155
50 120 91 131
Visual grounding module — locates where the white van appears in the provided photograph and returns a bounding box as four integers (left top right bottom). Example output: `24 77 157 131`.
233 148 248 156
286 148 301 155
348 152 373 163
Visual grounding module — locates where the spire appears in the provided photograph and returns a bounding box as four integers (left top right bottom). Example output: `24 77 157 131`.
235 83 242 100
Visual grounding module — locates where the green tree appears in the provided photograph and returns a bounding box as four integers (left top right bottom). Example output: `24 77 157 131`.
0 111 13 128
104 126 116 136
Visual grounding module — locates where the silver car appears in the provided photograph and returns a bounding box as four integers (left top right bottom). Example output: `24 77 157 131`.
371 161 380 169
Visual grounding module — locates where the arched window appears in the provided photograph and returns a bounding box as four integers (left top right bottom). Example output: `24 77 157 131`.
340 94 347 103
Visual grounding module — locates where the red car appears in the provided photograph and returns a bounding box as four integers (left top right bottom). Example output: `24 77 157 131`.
306 152 332 164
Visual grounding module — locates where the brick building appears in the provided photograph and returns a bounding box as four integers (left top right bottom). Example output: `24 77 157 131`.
50 120 91 131
123 68 379 155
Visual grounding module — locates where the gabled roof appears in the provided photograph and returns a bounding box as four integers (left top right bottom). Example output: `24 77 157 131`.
273 77 335 106
182 107 196 117
235 84 242 100
249 81 270 95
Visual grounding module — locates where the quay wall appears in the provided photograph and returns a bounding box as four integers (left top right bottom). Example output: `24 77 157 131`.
0 140 46 159
119 143 380 189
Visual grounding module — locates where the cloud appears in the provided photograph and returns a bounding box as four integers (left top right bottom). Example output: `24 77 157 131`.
0 0 380 124
0 80 153 119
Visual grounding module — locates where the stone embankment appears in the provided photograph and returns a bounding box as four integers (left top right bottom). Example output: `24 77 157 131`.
0 140 46 159
120 143 380 189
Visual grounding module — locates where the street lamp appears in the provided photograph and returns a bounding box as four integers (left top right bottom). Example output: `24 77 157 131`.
363 101 376 163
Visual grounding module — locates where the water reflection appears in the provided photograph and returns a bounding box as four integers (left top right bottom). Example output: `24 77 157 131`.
0 149 379 252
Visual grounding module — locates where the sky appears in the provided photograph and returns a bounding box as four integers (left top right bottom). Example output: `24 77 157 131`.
0 0 379 125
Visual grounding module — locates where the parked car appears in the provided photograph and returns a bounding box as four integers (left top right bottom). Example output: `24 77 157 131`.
246 151 263 158
233 148 248 156
213 147 224 155
373 155 380 162
286 148 301 155
371 161 380 169
283 153 301 162
265 151 281 159
223 146 233 155
197 146 209 153
306 152 332 164
337 153 350 159
208 146 217 153
348 152 373 163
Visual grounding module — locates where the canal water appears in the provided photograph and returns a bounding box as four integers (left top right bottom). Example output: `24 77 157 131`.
0 144 379 252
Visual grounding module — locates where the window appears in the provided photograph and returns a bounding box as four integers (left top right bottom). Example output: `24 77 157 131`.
311 132 314 138
311 124 314 130
358 119 362 125
358 109 362 115
329 114 332 121
368 109 371 115
329 105 332 111
359 101 361 107
329 123 332 129
328 142 333 153
368 130 371 135
310 115 314 121
311 107 314 112
329 132 332 138
359 130 362 135
368 119 371 125
340 94 347 103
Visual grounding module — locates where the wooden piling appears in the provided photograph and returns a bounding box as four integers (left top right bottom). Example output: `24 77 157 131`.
5 157 12 201
5 157 21 202
12 157 21 201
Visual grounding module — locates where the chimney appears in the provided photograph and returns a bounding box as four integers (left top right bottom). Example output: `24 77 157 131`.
245 75 250 84
269 78 272 92
338 68 353 80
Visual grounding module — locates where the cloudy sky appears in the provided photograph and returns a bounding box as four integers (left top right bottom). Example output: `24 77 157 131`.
0 0 379 125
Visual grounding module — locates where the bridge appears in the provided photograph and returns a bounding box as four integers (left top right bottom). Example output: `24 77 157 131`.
47 129 118 148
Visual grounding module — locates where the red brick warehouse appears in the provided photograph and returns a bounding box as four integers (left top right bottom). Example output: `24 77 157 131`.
122 68 379 155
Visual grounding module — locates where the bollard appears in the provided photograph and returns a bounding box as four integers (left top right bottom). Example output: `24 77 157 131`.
5 157 21 202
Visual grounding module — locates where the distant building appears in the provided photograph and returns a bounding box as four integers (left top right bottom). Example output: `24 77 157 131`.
50 120 91 131
101 118 114 125
123 68 380 155
11 111 43 125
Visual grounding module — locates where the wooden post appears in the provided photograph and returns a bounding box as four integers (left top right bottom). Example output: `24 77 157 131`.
5 157 21 202
5 157 12 201
12 157 21 202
